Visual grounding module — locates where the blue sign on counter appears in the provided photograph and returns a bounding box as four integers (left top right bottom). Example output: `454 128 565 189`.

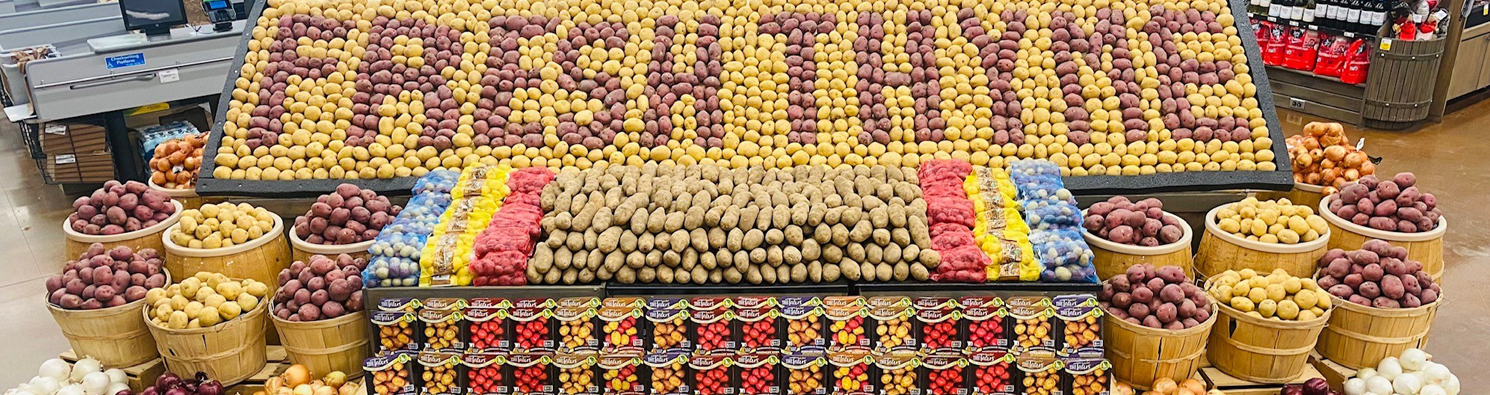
105 53 144 69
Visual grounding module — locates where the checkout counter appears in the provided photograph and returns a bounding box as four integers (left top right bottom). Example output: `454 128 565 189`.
0 0 245 184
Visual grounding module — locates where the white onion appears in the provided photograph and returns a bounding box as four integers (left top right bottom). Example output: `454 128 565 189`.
1377 357 1402 381
56 384 83 395
27 377 60 395
1366 376 1394 395
1400 348 1429 372
1420 363 1451 385
38 359 70 381
1444 374 1459 395
80 373 108 395
102 371 124 387
1394 372 1423 395
1344 378 1366 395
69 359 100 383
1356 368 1378 380
1420 385 1446 395
102 383 127 395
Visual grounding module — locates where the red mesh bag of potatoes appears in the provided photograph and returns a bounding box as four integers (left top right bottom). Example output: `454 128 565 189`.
472 250 529 286
931 227 978 250
926 197 975 228
921 183 968 199
475 227 535 257
507 168 556 195
933 245 990 283
918 160 972 185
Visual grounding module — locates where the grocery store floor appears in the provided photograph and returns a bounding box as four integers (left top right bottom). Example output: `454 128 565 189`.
0 103 1488 390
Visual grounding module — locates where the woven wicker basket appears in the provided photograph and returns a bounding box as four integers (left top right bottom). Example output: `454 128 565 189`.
1313 278 1440 370
161 214 290 289
1318 195 1446 280
144 293 268 385
1084 211 1194 281
1102 302 1215 389
1204 293 1331 383
46 268 172 367
272 310 369 379
63 200 184 261
287 225 373 263
1195 205 1329 279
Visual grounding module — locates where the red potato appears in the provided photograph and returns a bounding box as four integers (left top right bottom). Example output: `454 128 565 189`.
69 181 175 235
295 184 401 245
1085 197 1184 246
47 243 165 310
272 254 367 321
1331 173 1442 233
1100 264 1210 329
1316 240 1437 308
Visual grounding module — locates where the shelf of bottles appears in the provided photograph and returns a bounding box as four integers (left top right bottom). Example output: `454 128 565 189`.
1248 0 1386 39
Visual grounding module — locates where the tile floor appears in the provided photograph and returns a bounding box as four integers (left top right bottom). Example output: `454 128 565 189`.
0 104 1486 390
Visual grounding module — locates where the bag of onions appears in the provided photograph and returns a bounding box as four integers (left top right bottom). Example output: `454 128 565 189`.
269 254 371 378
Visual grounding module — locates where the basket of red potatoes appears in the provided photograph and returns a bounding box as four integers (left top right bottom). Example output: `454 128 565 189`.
290 184 402 262
270 254 371 378
62 180 183 259
45 243 171 367
1097 264 1215 386
1320 172 1447 279
1312 240 1441 369
1081 197 1194 280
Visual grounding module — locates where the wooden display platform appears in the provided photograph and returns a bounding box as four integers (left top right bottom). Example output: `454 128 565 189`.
225 346 293 395
60 349 166 392
63 346 292 394
1309 352 1358 393
1197 356 1325 395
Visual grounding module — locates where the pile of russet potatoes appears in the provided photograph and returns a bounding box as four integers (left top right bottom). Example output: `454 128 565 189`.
217 0 1274 180
528 163 937 284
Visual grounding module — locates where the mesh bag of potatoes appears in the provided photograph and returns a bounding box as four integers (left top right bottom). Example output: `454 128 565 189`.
528 163 938 284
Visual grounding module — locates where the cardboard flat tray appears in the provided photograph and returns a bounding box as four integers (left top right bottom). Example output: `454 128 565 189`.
195 0 1293 198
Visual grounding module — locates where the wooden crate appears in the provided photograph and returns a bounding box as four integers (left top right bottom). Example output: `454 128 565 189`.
1309 352 1358 393
1197 356 1325 395
60 349 165 392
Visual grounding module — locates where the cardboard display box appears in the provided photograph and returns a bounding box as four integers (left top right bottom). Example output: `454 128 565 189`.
40 123 108 156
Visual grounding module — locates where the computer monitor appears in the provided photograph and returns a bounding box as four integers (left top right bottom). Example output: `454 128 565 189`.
118 0 188 41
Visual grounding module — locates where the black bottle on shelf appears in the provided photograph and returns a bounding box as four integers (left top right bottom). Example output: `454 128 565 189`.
1346 0 1364 33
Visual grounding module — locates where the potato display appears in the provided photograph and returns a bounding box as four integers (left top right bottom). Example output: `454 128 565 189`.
170 202 277 249
1085 197 1184 246
1286 122 1374 194
216 0 1275 181
528 163 935 284
1099 264 1211 329
69 180 177 235
1316 240 1440 308
294 184 402 245
150 134 208 189
146 272 269 329
1205 269 1331 321
47 243 167 310
1212 197 1328 244
1328 173 1442 233
273 254 369 321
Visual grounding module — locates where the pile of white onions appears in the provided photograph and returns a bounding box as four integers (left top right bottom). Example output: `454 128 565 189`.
4 357 131 395
1344 349 1459 395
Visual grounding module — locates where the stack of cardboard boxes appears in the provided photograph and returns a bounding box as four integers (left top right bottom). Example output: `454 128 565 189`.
40 123 114 183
